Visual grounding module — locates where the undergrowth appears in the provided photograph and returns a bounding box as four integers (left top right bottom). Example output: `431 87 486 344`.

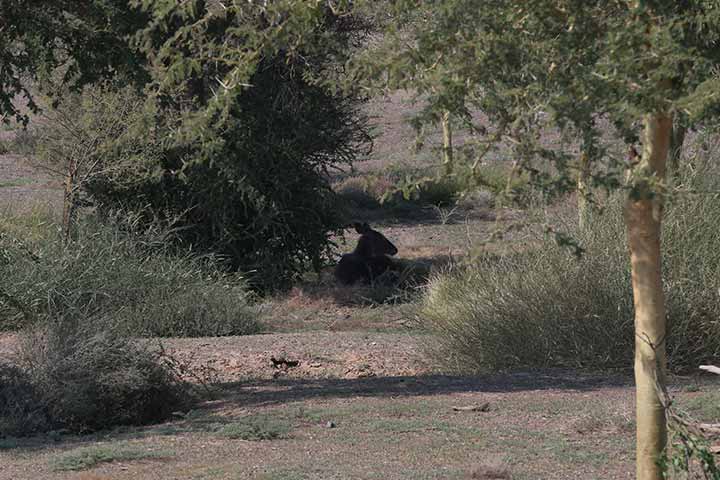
1 319 194 436
0 208 262 337
422 143 720 373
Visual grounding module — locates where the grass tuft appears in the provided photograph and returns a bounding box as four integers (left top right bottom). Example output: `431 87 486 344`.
217 415 292 441
50 443 173 472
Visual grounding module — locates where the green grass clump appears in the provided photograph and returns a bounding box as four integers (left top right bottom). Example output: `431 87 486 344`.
0 210 262 336
421 146 720 373
50 443 173 471
217 415 292 440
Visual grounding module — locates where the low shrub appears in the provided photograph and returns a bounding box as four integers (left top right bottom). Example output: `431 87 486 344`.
422 145 720 372
0 210 262 337
216 415 292 441
1 319 193 436
0 363 47 437
335 176 381 210
0 129 39 156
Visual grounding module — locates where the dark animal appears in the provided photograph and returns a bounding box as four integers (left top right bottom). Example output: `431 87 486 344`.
334 222 398 285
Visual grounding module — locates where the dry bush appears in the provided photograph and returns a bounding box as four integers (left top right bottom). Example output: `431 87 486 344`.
1 319 193 436
422 141 720 372
0 210 261 337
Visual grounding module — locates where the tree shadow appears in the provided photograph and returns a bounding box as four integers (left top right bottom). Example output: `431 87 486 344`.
209 369 636 410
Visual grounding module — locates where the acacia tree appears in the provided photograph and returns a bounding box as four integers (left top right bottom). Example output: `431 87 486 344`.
348 1 720 478
0 1 147 125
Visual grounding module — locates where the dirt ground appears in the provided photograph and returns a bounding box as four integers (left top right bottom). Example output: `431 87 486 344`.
2 98 719 480
0 330 643 480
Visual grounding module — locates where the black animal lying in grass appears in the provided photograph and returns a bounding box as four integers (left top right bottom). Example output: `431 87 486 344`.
334 222 398 285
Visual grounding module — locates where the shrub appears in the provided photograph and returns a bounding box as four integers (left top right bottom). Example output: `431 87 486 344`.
0 363 47 436
0 210 261 337
216 415 292 441
422 143 720 372
416 176 464 206
0 320 193 436
335 176 381 210
7 128 39 156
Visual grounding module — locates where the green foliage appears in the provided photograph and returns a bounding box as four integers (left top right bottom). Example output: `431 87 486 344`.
64 3 372 291
661 390 720 480
0 209 261 337
0 1 147 125
421 145 720 372
50 443 173 472
350 1 720 199
0 320 192 436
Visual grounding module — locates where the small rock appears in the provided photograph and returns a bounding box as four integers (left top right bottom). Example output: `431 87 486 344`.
325 421 336 429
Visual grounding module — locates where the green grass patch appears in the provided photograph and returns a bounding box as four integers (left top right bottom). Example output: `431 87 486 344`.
0 178 35 188
677 391 720 422
50 443 173 472
216 415 292 441
0 438 20 450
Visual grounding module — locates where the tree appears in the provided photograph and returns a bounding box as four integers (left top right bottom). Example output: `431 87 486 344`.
75 0 371 291
0 1 146 125
349 1 720 478
32 84 156 240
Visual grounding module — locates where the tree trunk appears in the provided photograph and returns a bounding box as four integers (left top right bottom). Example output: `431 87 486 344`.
625 112 672 480
441 110 453 175
62 156 79 242
577 151 591 230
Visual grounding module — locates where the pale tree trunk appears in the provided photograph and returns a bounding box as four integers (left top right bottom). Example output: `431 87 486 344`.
441 110 453 175
577 152 591 230
62 155 79 242
625 112 672 480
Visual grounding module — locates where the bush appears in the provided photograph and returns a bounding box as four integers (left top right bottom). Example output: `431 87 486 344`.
0 210 261 337
0 363 47 436
421 144 720 372
422 223 633 372
335 176 382 210
0 320 192 436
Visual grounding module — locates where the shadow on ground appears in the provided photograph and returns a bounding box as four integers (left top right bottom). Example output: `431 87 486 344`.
215 369 635 409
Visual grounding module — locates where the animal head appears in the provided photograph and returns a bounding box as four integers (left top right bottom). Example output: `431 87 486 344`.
352 222 398 257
